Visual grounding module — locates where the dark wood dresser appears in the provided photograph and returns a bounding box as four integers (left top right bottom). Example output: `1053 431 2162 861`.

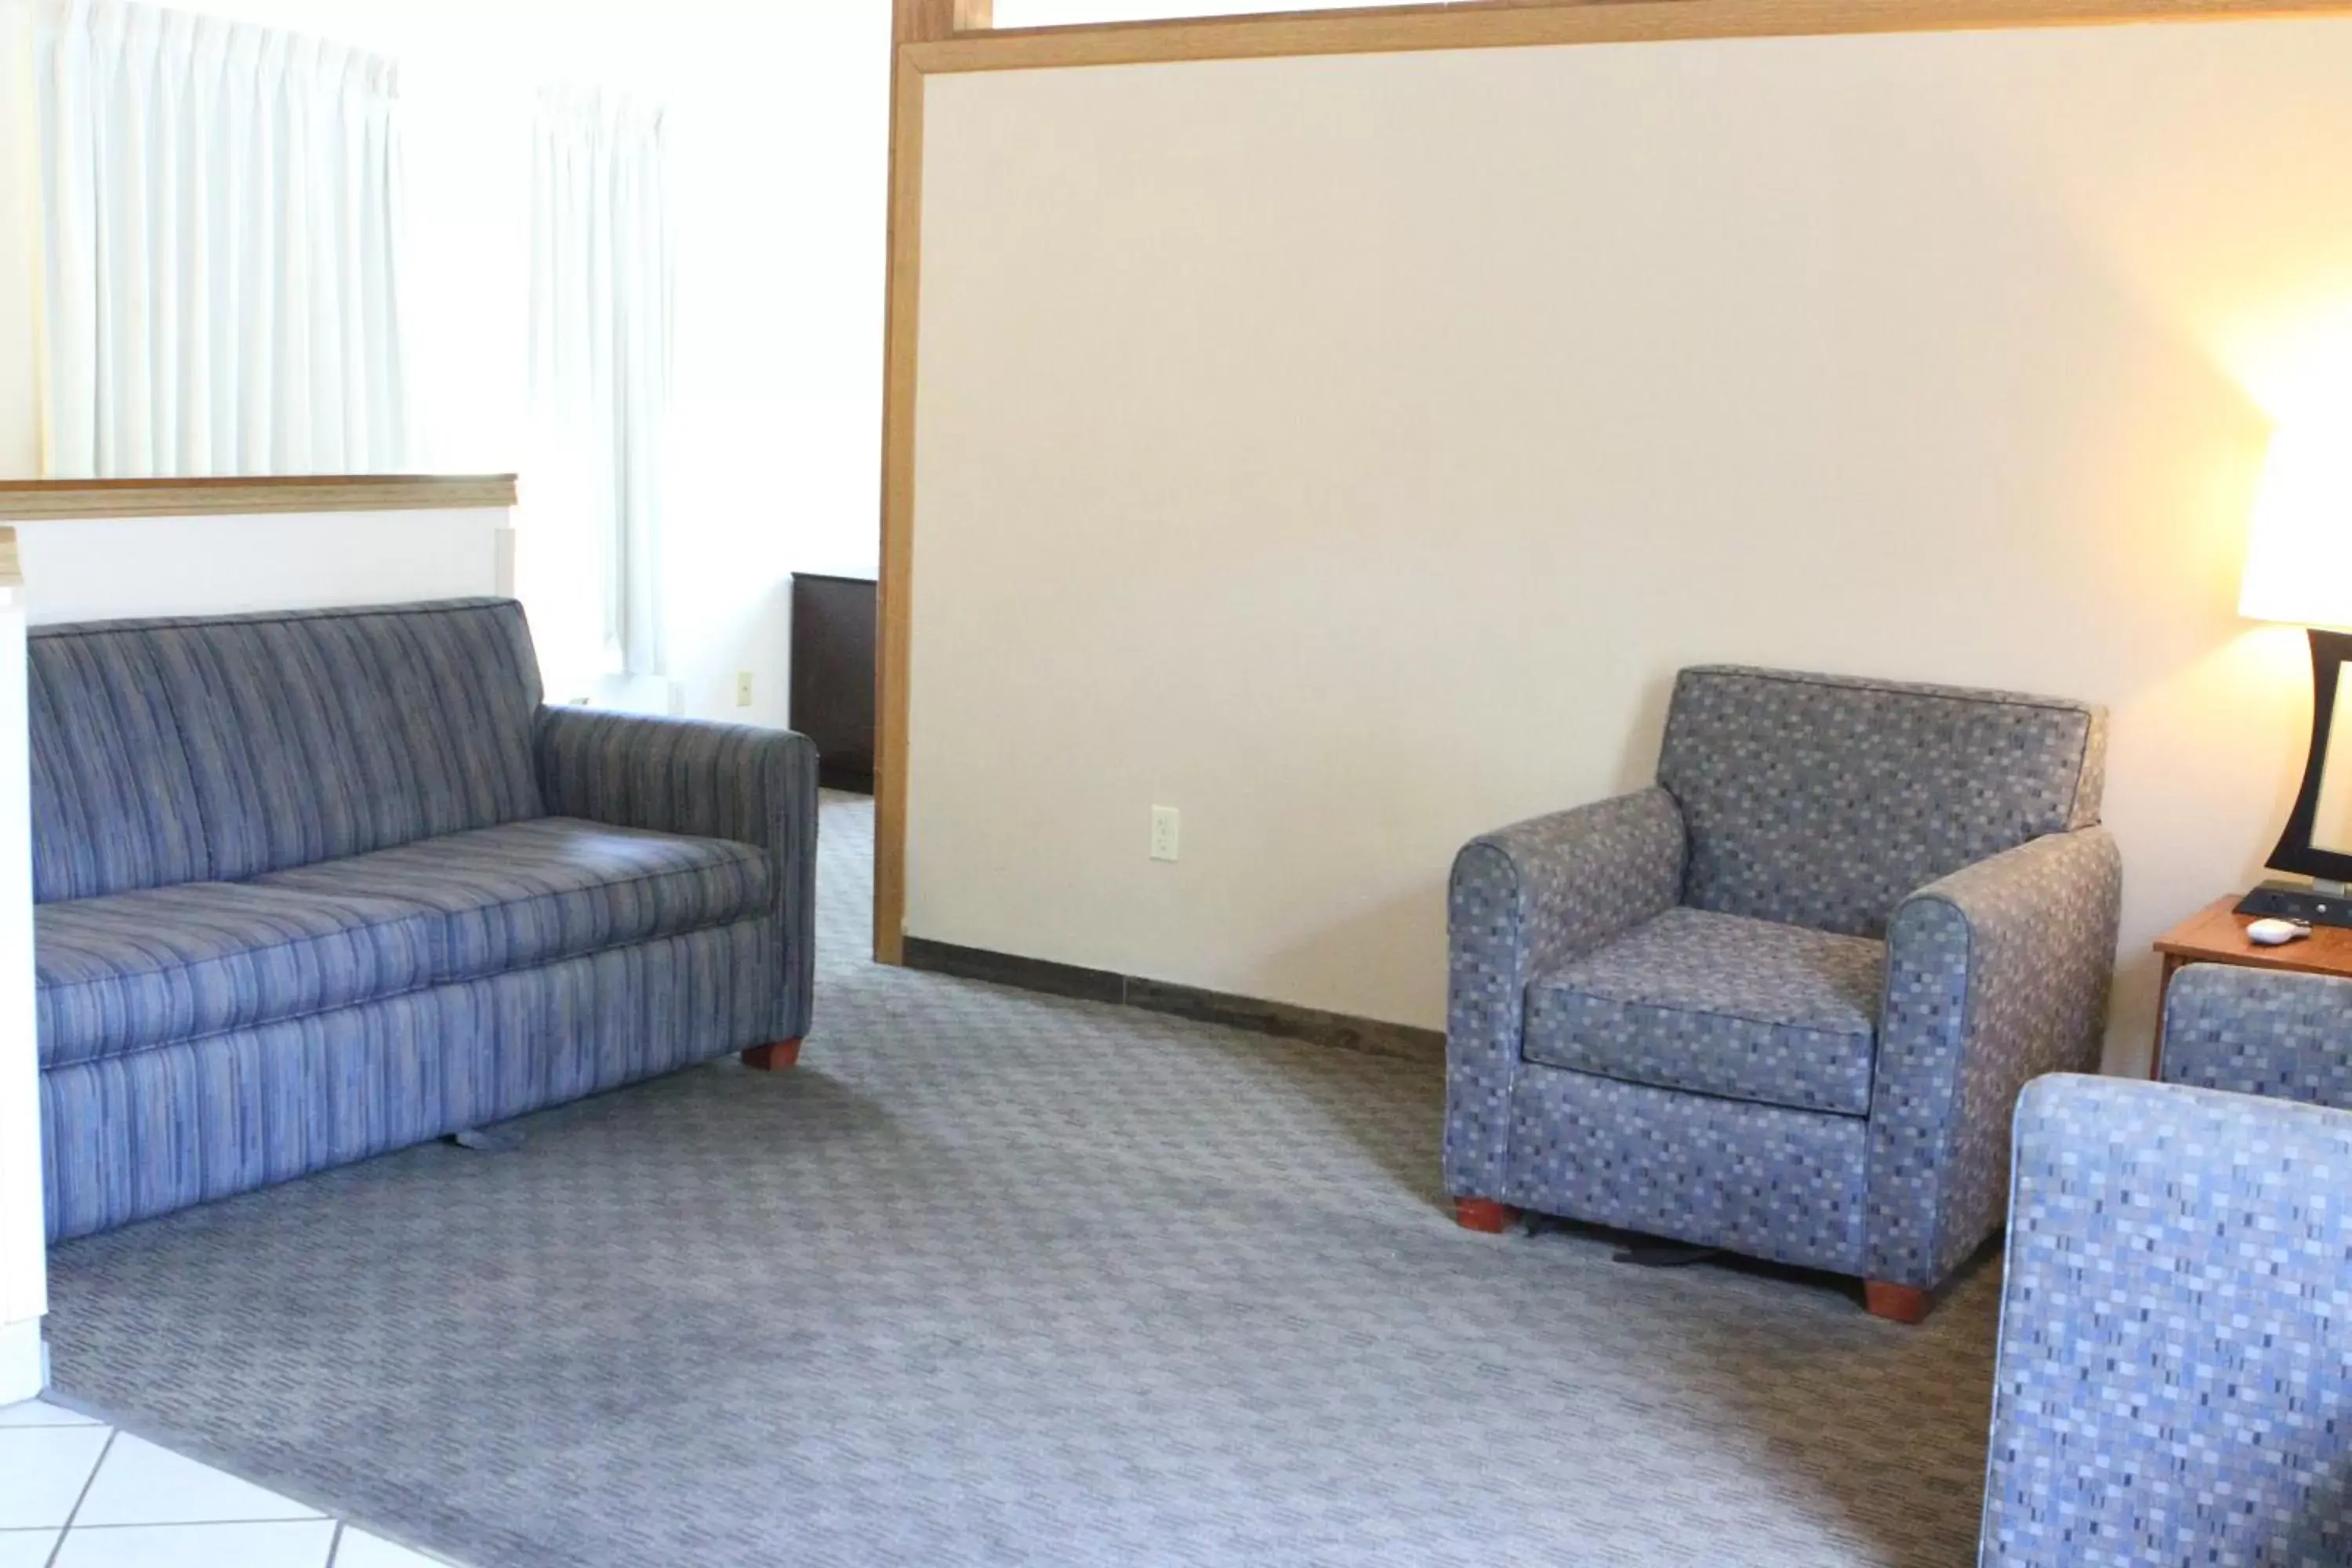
789 572 877 794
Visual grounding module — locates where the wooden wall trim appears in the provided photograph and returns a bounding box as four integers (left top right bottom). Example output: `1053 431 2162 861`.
898 0 995 42
916 0 2352 71
902 937 1446 1061
0 474 519 523
877 1 987 965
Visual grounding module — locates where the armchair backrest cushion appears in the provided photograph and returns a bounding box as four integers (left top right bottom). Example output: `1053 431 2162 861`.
30 598 546 902
1656 666 2106 938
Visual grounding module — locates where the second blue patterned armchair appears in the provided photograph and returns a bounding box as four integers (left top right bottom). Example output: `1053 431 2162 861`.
1445 666 2122 1320
1978 968 2352 1565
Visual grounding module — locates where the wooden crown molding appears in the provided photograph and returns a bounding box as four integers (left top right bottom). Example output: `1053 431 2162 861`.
908 0 2352 71
0 474 520 523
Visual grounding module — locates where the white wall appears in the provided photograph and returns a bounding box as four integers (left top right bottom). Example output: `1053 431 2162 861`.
905 16 2352 1071
16 509 510 625
0 0 887 720
0 2 39 1403
175 0 891 726
0 585 37 1404
0 0 40 479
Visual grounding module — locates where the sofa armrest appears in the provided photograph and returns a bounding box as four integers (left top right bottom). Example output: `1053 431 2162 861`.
1983 1073 2352 1566
533 706 820 1038
1866 826 2120 1290
2161 964 2352 1110
1443 787 1686 1199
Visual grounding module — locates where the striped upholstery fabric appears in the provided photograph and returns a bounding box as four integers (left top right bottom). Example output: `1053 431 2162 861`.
27 599 545 902
256 818 772 981
37 882 438 1067
28 626 211 902
30 599 822 1240
535 708 819 1045
40 920 784 1242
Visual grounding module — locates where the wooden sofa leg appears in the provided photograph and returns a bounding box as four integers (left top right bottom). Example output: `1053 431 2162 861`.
1454 1197 1519 1234
741 1039 802 1071
1864 1281 1931 1324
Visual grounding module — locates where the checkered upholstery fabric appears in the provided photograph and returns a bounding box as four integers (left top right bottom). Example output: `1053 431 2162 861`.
2158 962 2352 1110
1523 908 1882 1116
1446 664 2118 1296
1981 1073 2352 1566
1658 666 2104 940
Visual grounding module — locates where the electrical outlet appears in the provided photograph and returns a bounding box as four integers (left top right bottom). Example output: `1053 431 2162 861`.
1150 805 1181 862
735 670 754 707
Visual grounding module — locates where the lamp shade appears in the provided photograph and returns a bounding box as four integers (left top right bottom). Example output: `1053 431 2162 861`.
2242 423 2352 628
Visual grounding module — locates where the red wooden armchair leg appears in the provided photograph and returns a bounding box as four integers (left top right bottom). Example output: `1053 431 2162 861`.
741 1039 802 1071
1454 1197 1519 1234
1864 1280 1931 1324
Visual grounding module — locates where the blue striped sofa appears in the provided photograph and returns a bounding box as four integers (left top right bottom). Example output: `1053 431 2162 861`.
34 598 818 1242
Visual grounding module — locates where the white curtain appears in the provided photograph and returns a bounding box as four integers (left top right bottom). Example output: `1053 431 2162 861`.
528 84 672 686
34 0 409 478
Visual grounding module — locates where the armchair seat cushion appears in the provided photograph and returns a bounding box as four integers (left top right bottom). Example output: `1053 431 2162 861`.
1523 908 1885 1116
255 818 774 982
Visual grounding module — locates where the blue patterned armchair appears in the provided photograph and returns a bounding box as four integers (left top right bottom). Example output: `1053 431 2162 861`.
1445 666 2121 1321
2157 961 2352 1108
1982 1065 2352 1565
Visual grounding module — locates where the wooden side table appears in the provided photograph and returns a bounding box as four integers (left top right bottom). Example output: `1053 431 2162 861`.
2150 896 2352 1076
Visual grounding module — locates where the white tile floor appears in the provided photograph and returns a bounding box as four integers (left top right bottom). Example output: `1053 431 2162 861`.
0 1398 456 1567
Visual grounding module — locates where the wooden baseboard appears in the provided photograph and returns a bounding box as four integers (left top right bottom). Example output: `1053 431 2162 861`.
899 937 1444 1063
901 937 1126 1003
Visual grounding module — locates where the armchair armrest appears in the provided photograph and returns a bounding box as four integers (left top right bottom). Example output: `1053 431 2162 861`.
1866 826 2120 1290
533 706 820 1039
2161 964 2352 1110
1443 787 1686 1199
1984 1074 2352 1566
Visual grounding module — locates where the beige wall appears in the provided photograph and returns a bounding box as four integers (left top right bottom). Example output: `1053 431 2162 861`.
906 16 2352 1070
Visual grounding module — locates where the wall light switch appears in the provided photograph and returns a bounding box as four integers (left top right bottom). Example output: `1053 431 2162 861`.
735 670 754 707
1150 805 1181 862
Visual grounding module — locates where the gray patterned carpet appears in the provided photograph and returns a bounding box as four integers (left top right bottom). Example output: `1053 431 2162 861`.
43 793 2002 1566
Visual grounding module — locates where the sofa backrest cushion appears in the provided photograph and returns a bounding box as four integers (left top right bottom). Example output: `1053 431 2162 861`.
31 599 546 902
1655 665 2107 939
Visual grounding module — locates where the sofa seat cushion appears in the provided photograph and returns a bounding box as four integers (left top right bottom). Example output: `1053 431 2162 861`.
38 882 441 1067
1523 907 1885 1116
253 817 773 982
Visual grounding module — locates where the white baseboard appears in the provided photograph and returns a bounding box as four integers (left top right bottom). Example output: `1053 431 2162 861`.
0 1317 42 1405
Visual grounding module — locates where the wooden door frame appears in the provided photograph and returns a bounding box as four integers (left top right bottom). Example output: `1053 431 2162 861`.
873 0 2352 964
